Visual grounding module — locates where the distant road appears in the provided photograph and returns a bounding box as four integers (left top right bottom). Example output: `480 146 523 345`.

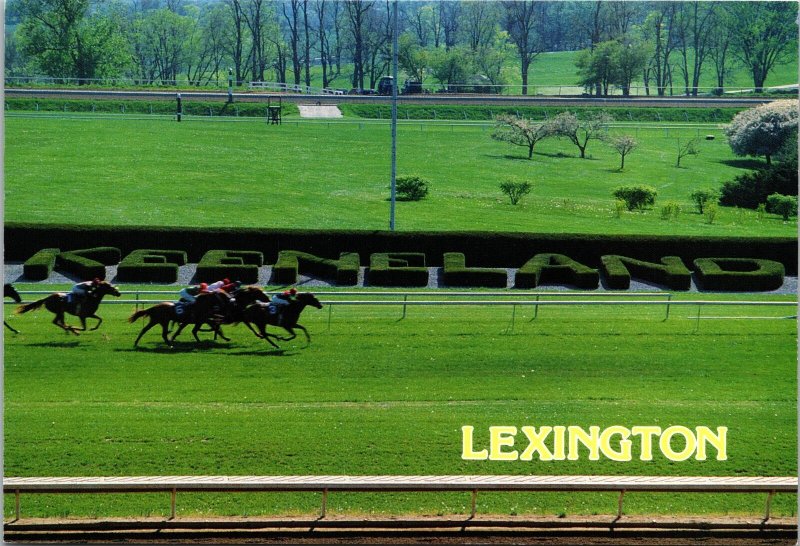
4 88 779 108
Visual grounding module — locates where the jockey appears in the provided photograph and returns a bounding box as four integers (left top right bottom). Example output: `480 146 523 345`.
206 278 231 292
179 283 208 304
271 288 297 325
70 278 101 314
221 280 242 294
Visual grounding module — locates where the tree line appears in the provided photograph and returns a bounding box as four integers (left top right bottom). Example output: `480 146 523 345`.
5 0 797 94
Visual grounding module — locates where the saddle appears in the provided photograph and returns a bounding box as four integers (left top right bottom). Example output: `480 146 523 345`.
175 301 193 317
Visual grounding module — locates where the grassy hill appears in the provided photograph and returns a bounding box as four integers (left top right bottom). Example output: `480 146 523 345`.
4 115 796 237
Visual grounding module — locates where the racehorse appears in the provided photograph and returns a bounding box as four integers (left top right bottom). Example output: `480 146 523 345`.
4 284 22 333
15 281 121 334
239 292 323 348
129 286 269 347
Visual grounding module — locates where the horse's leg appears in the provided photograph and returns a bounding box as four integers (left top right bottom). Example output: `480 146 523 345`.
191 322 204 342
294 324 311 344
71 316 88 332
54 313 79 335
214 324 231 342
4 321 19 334
257 322 280 348
160 320 174 347
134 319 157 347
88 314 103 331
244 322 263 338
278 327 297 342
171 322 189 343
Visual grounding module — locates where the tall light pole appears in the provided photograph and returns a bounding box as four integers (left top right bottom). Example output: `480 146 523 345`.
389 0 398 231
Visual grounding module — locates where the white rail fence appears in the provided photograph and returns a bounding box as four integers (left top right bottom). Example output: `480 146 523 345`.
4 475 796 523
5 291 795 332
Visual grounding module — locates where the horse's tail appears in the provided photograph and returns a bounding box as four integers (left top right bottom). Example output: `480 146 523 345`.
128 308 152 323
15 298 47 315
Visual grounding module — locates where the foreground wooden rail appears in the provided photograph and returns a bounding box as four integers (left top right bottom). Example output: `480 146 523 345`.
4 475 796 522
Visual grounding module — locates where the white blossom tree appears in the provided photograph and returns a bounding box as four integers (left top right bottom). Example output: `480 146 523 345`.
724 100 798 165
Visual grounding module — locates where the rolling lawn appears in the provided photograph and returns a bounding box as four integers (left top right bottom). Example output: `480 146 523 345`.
3 290 796 518
4 115 796 236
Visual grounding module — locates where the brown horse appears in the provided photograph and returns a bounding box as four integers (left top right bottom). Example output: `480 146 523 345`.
5 284 22 333
129 286 269 347
15 281 121 334
239 292 323 348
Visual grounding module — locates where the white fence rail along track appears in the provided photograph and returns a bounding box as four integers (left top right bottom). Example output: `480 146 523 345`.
4 475 796 523
6 291 796 332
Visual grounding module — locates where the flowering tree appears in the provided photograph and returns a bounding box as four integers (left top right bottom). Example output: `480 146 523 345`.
724 100 798 165
491 114 551 159
549 111 613 159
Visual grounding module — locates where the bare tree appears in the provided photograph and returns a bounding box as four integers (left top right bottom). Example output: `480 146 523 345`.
282 0 302 85
461 1 497 52
439 0 460 50
344 0 374 90
501 0 546 96
549 111 613 159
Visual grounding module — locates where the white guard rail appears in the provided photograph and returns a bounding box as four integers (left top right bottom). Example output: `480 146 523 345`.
4 475 796 522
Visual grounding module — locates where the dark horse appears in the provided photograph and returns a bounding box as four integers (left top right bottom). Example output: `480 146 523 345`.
4 284 22 333
239 292 323 348
15 281 121 334
129 286 269 347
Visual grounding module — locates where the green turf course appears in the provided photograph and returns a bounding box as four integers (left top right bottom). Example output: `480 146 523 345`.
4 288 796 518
4 115 796 236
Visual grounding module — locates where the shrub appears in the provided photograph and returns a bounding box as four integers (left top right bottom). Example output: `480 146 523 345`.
690 189 719 214
196 250 264 284
499 180 532 205
515 254 599 289
600 255 691 290
612 185 657 211
660 201 681 220
704 203 718 224
368 253 429 286
719 162 798 209
395 175 430 201
693 258 785 291
23 248 60 280
766 193 798 221
116 249 187 283
272 251 359 285
441 253 507 287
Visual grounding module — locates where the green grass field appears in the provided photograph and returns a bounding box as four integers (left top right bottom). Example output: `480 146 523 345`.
3 289 796 518
4 115 796 236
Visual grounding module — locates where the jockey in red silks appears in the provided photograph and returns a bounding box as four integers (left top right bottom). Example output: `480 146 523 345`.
179 282 208 304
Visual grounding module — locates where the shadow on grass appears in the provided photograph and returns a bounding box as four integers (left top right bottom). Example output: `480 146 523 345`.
718 158 766 170
27 341 82 348
485 154 533 161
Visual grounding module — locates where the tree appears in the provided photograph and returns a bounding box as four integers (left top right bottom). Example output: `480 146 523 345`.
501 0 546 95
727 2 798 92
397 33 428 83
491 114 551 160
676 137 700 167
500 180 532 205
343 0 374 91
549 111 613 159
725 101 798 165
429 46 472 90
606 134 638 171
18 0 130 84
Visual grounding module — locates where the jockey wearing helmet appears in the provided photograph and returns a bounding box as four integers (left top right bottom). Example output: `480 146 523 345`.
271 288 298 325
206 278 231 292
70 278 101 314
179 282 208 304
